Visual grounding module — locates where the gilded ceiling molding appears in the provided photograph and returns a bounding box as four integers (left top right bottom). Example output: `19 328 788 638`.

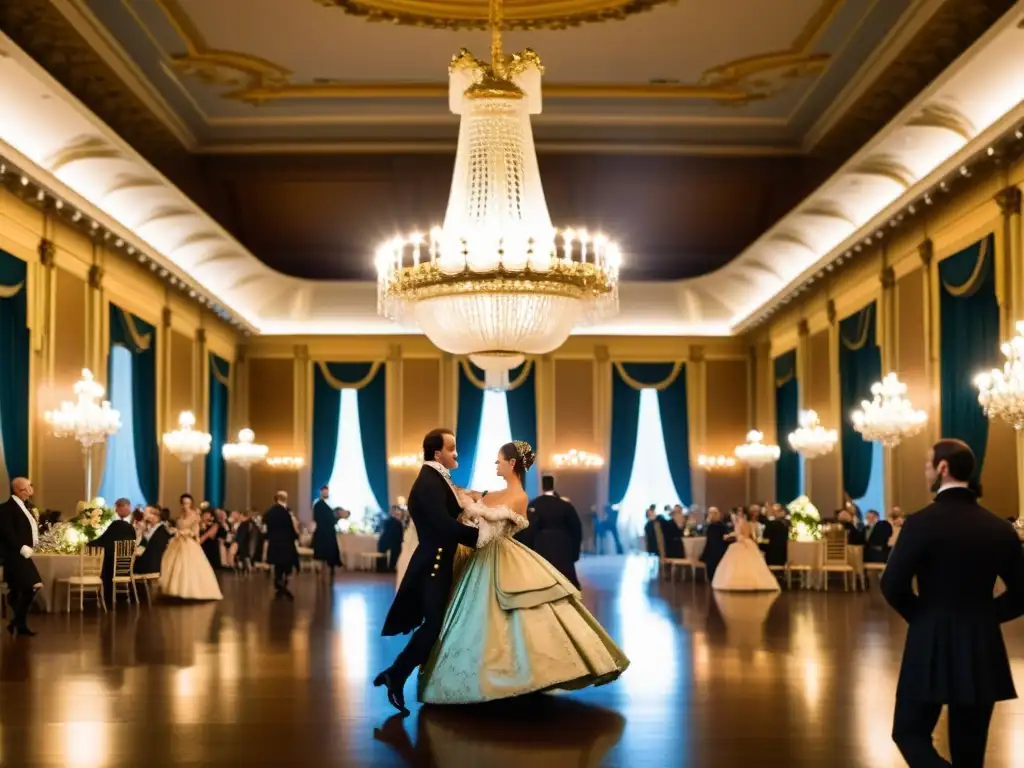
45 137 124 172
850 157 917 189
801 204 856 228
906 103 976 142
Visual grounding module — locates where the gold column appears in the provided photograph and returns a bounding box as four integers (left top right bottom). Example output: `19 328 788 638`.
230 346 249 510
594 345 611 515
919 239 939 447
796 319 810 498
440 353 457 430
827 299 843 506
996 187 1023 519
535 354 556 477
86 262 106 495
194 329 208 501
688 345 707 508
32 237 56 490
384 344 403 508
157 307 172 505
880 265 896 516
294 344 312 519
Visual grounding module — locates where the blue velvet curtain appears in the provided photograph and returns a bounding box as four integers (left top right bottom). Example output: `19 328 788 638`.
311 362 388 510
609 363 692 506
505 361 539 498
204 354 230 507
940 234 999 477
108 305 158 505
0 250 29 480
450 361 485 488
774 351 800 504
839 303 881 500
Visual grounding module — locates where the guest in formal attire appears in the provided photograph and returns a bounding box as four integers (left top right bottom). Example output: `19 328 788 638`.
377 506 405 572
91 498 137 604
199 509 221 570
518 475 584 588
661 507 686 559
761 512 789 567
889 512 905 548
863 509 893 564
700 507 730 582
642 506 660 554
838 510 865 545
596 505 624 555
311 485 342 578
882 439 1024 768
231 510 254 572
0 478 43 636
134 506 170 575
264 491 299 599
131 509 146 543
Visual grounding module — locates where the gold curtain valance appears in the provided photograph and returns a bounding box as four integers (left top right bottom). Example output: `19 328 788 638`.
117 308 153 352
613 361 684 391
210 353 231 388
941 237 990 297
317 361 383 390
775 369 796 388
774 349 796 388
460 359 534 390
0 280 24 299
840 304 873 351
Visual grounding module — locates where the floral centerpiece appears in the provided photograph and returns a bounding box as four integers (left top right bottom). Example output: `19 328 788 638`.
37 498 115 553
787 495 822 541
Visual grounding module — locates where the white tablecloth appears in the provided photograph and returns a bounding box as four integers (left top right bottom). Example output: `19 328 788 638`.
337 533 380 571
683 537 706 562
32 554 90 613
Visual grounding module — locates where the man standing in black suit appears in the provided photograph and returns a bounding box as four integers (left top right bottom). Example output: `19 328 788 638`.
0 477 43 636
700 507 729 581
882 439 1024 767
761 512 789 568
264 491 299 600
133 505 170 575
91 498 137 604
518 475 583 587
375 428 480 715
863 509 893 564
377 507 405 573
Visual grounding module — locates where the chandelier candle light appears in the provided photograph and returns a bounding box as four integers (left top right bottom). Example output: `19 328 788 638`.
851 373 928 446
976 321 1024 429
222 428 268 509
734 430 781 469
388 454 421 469
162 411 211 492
551 449 605 470
265 456 306 471
697 455 738 470
787 410 838 459
374 0 620 389
44 369 121 500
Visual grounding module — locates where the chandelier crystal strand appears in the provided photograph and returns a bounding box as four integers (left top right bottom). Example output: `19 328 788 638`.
374 0 620 385
734 430 781 469
851 373 927 446
787 410 838 459
162 411 211 492
976 321 1024 429
222 428 268 510
44 369 121 500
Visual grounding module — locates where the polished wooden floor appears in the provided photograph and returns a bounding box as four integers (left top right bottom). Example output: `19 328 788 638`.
2 557 1024 767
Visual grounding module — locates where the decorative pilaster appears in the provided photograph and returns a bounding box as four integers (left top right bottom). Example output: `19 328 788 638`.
535 354 556 477
229 345 250 511
919 238 939 447
827 299 843 504
32 237 56 491
996 186 1024 519
688 345 707 509
86 261 105 380
294 344 312 518
158 306 172 505
440 353 457 430
796 319 810 498
383 344 402 509
880 265 897 517
195 328 208 501
593 345 611 516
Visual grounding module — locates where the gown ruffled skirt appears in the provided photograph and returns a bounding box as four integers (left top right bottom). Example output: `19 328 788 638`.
711 538 781 592
418 536 629 704
159 534 223 601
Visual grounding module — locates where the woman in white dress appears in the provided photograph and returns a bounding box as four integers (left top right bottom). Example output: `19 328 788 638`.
159 509 223 601
394 514 418 594
711 512 781 592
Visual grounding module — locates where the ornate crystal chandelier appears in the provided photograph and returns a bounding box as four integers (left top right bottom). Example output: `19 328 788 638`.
162 411 211 492
551 449 604 470
851 373 927 446
375 0 620 384
976 321 1024 429
787 409 838 459
44 369 121 500
222 428 268 509
734 430 781 469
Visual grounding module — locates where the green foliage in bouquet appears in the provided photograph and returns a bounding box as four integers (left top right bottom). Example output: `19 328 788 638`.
70 499 116 543
36 522 79 554
787 495 822 541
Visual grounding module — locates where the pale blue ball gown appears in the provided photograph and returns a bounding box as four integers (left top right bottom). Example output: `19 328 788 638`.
417 497 629 705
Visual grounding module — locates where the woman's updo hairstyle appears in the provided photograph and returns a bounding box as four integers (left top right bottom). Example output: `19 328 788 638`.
500 440 536 483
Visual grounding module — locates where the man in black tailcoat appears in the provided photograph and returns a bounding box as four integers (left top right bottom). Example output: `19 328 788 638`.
133 505 170 575
264 491 299 599
91 498 137 604
882 439 1024 767
375 428 479 715
761 511 789 568
700 507 729 582
863 509 893 564
0 478 43 636
517 475 583 588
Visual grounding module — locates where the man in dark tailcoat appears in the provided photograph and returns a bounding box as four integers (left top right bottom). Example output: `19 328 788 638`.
863 509 893 563
761 511 789 568
375 428 479 715
0 478 43 636
882 439 1024 767
264 491 299 600
700 507 729 582
90 498 137 604
517 475 583 587
134 505 170 575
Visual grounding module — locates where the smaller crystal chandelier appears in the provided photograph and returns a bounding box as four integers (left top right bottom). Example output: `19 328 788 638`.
388 454 421 469
788 410 838 459
222 428 268 509
697 454 737 470
265 456 306 471
976 321 1024 429
162 411 211 492
44 369 121 500
851 373 927 446
551 449 604 470
734 430 781 469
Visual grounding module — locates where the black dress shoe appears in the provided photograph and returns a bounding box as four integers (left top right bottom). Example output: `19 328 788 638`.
373 670 409 715
16 626 36 637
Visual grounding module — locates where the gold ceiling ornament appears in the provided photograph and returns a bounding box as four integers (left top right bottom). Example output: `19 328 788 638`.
375 0 620 387
312 0 672 30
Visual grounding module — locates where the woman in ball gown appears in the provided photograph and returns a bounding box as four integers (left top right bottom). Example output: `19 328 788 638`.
159 507 223 601
711 511 781 592
417 440 629 705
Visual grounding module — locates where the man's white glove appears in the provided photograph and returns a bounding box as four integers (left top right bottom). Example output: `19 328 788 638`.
20 545 33 559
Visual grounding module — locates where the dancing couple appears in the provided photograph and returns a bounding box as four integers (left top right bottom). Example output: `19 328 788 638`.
375 428 628 713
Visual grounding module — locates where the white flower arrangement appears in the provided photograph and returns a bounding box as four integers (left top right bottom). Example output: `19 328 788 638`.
787 495 822 541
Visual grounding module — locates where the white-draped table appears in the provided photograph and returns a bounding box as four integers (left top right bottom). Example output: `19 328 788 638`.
337 533 380 571
31 554 88 613
683 537 706 562
787 541 864 589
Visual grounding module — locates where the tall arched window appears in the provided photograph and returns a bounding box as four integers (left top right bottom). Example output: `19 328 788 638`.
468 390 513 493
326 388 382 525
99 345 148 505
854 442 885 518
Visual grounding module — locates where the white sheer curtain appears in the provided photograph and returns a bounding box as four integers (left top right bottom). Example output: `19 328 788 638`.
99 345 148 505
617 389 681 547
468 390 513 493
326 388 381 527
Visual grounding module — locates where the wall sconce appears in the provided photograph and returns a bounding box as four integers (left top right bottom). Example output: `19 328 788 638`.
551 449 605 470
265 456 305 471
697 454 737 471
388 454 420 469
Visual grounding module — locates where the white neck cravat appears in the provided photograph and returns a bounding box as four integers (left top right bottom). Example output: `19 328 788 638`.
12 496 38 548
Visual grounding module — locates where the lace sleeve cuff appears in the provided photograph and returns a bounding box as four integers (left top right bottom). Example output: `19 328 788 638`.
509 513 529 534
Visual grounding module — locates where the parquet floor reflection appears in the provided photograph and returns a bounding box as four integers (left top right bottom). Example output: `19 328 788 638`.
2 556 1024 767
